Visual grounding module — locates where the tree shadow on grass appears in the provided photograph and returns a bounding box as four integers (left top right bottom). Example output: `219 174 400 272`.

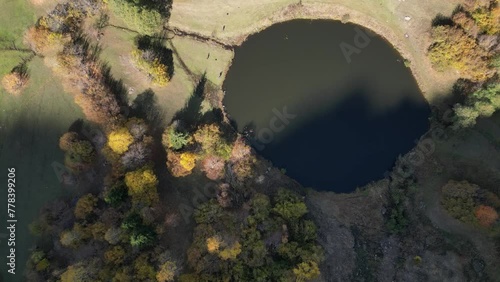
172 74 207 130
132 89 165 132
431 13 454 27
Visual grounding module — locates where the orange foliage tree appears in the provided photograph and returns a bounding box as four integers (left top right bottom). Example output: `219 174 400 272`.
475 205 499 227
2 72 29 95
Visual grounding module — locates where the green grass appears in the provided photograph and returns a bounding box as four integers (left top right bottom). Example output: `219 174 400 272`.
0 57 84 282
0 0 37 75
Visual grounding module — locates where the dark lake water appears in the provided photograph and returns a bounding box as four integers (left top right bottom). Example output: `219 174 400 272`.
223 20 430 193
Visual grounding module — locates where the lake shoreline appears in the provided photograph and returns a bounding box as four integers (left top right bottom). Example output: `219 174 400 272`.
169 1 459 103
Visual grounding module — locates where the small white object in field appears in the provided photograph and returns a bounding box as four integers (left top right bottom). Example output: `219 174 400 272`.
404 16 411 21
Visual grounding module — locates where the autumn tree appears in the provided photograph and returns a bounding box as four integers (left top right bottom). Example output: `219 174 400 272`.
166 151 195 177
2 70 29 95
121 142 151 170
293 261 321 282
74 194 98 219
475 205 499 227
157 261 178 282
201 155 225 180
60 261 98 282
194 124 232 160
104 246 126 264
59 133 96 171
428 26 493 81
108 127 134 154
441 180 479 224
24 26 64 55
124 166 159 206
206 236 222 253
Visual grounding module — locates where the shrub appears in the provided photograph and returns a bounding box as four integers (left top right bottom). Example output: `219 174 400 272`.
24 27 64 55
108 127 134 154
131 49 170 86
2 72 28 95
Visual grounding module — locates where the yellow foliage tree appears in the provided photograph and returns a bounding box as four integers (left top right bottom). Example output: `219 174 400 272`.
180 152 197 171
218 242 242 261
472 6 500 35
156 261 177 282
293 261 321 282
131 50 170 86
108 127 134 154
124 167 159 206
429 26 493 81
206 236 222 253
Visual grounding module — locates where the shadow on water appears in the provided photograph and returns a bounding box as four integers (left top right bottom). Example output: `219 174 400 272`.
258 86 430 192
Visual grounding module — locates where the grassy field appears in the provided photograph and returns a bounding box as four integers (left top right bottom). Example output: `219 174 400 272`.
92 11 233 123
0 56 84 281
0 0 36 77
169 0 463 102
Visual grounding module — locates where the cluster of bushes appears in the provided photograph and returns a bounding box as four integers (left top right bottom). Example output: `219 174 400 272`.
441 180 499 229
453 82 500 129
163 122 255 181
183 188 324 281
131 36 173 86
428 0 499 81
56 36 126 129
107 0 166 35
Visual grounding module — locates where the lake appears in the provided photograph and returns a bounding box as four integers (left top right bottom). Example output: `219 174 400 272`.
223 20 430 193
